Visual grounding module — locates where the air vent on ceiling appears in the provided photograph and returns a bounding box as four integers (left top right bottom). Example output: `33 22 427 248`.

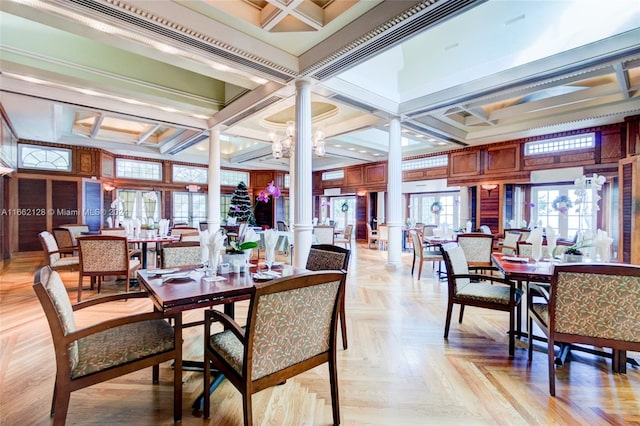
68 0 295 82
167 132 209 155
308 0 482 80
223 96 283 127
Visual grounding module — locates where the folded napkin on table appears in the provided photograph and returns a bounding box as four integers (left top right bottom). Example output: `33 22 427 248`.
546 226 557 258
199 229 210 265
526 227 544 259
132 218 142 236
593 229 613 262
206 230 226 273
158 219 170 236
263 229 278 264
106 217 113 228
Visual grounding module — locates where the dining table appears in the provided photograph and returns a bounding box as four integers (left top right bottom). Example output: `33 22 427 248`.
137 263 305 413
127 234 180 269
491 252 637 371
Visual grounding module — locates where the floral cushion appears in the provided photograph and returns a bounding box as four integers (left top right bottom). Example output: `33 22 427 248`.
79 239 129 272
306 249 347 271
40 231 61 264
72 320 175 378
52 256 80 268
162 245 202 268
531 303 549 324
209 329 245 375
45 271 79 371
446 245 470 291
457 236 493 264
554 272 640 342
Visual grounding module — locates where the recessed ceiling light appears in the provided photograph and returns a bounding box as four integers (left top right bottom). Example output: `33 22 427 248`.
437 142 447 146
334 144 342 148
359 150 367 153
349 148 356 151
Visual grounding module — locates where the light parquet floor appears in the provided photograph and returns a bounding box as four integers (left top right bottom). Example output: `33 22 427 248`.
1 244 638 425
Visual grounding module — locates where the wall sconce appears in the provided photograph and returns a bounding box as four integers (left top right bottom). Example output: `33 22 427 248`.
357 190 366 197
103 183 115 192
0 165 15 176
481 184 498 196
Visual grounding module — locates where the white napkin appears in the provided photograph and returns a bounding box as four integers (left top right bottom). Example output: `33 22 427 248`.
199 230 210 265
206 230 225 273
465 220 472 233
106 217 113 228
594 229 613 262
546 226 557 258
263 229 278 265
158 219 170 236
132 218 142 236
243 227 259 243
526 228 544 260
123 219 132 236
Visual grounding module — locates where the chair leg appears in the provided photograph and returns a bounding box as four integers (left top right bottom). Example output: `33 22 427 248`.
548 336 556 396
411 255 415 275
50 380 57 416
444 302 453 338
77 276 83 302
329 357 341 426
52 383 70 426
340 293 348 350
417 261 423 280
174 339 182 422
527 315 533 361
508 307 515 358
203 357 211 419
458 305 465 323
243 393 253 426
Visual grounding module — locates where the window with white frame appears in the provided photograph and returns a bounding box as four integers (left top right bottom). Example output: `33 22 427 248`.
173 164 207 183
524 133 595 156
116 158 162 180
402 155 448 171
530 185 591 240
409 193 460 229
116 189 160 224
221 170 249 186
322 170 344 180
18 144 71 171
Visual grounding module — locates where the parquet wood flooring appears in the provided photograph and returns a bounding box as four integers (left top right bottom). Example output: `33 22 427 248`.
1 245 638 425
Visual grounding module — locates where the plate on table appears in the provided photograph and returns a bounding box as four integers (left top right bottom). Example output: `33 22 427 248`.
147 268 179 276
502 256 528 263
271 261 284 267
252 273 275 282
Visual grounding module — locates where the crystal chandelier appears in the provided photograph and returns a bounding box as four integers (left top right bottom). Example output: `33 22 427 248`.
270 121 326 159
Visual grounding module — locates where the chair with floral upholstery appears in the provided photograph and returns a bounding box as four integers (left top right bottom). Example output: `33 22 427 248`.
77 235 140 302
409 229 443 280
203 271 345 425
33 266 182 425
527 263 640 396
38 231 80 273
441 242 523 358
161 241 202 269
500 231 522 255
456 233 495 268
313 225 335 245
334 224 353 249
52 227 78 257
306 244 351 350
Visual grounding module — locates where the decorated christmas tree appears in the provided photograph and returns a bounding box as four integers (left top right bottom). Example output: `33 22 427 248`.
228 181 254 224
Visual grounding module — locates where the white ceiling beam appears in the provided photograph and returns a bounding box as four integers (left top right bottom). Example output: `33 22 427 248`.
613 62 631 99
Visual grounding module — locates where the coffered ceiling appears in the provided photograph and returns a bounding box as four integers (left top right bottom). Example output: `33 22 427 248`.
1 0 639 173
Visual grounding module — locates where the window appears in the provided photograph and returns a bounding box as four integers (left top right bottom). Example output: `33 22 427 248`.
221 170 249 186
173 164 207 183
18 144 71 171
330 196 356 231
409 193 460 229
524 133 594 155
402 155 448 171
116 158 161 180
530 185 593 240
322 170 344 180
284 174 290 189
115 190 160 224
173 192 207 228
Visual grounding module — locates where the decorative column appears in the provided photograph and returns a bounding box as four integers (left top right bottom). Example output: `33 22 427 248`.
386 116 403 269
207 128 221 234
292 79 313 268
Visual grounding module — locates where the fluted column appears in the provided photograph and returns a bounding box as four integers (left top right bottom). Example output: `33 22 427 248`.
292 79 313 268
207 128 221 234
386 116 403 269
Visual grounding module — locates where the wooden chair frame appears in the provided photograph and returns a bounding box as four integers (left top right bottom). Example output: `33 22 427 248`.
203 271 345 426
409 229 443 280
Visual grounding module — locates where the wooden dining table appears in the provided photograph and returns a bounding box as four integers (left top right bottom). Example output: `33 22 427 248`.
137 264 305 413
491 253 637 371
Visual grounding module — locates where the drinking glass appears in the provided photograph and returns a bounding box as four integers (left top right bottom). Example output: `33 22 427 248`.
531 244 543 267
265 248 275 273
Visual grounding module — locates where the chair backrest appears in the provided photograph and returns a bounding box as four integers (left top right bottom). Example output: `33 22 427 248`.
245 271 345 381
378 224 388 241
77 235 130 273
52 227 76 250
409 230 423 260
180 232 200 242
199 221 208 231
39 231 61 265
517 242 551 258
306 244 350 272
161 242 202 268
276 220 288 231
501 231 521 254
342 224 353 239
170 227 198 236
456 233 494 266
423 225 437 237
60 224 89 243
550 264 640 345
313 225 335 245
33 266 79 373
440 242 470 294
480 225 492 234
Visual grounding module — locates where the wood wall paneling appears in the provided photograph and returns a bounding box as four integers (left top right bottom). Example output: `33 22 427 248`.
600 128 623 162
355 194 367 240
618 156 639 264
345 168 363 186
252 171 276 190
18 178 46 251
478 187 499 233
101 153 114 177
485 144 519 174
365 164 386 184
450 151 480 177
51 180 79 227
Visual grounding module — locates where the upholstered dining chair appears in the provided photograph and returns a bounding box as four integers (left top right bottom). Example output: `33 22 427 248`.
306 244 351 350
161 241 202 269
33 266 182 425
77 235 140 302
169 227 198 237
203 271 345 426
313 225 335 245
52 227 78 256
500 231 522 255
409 229 443 280
528 263 640 396
366 223 378 249
456 233 495 268
39 231 80 273
334 224 353 249
377 224 389 250
440 242 523 357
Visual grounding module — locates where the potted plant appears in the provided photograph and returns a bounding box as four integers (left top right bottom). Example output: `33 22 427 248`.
562 245 585 263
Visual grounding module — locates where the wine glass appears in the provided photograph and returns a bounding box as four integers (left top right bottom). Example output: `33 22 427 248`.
531 244 543 268
264 249 275 273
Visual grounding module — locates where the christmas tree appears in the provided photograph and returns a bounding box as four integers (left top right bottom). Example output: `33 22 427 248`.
228 181 254 224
